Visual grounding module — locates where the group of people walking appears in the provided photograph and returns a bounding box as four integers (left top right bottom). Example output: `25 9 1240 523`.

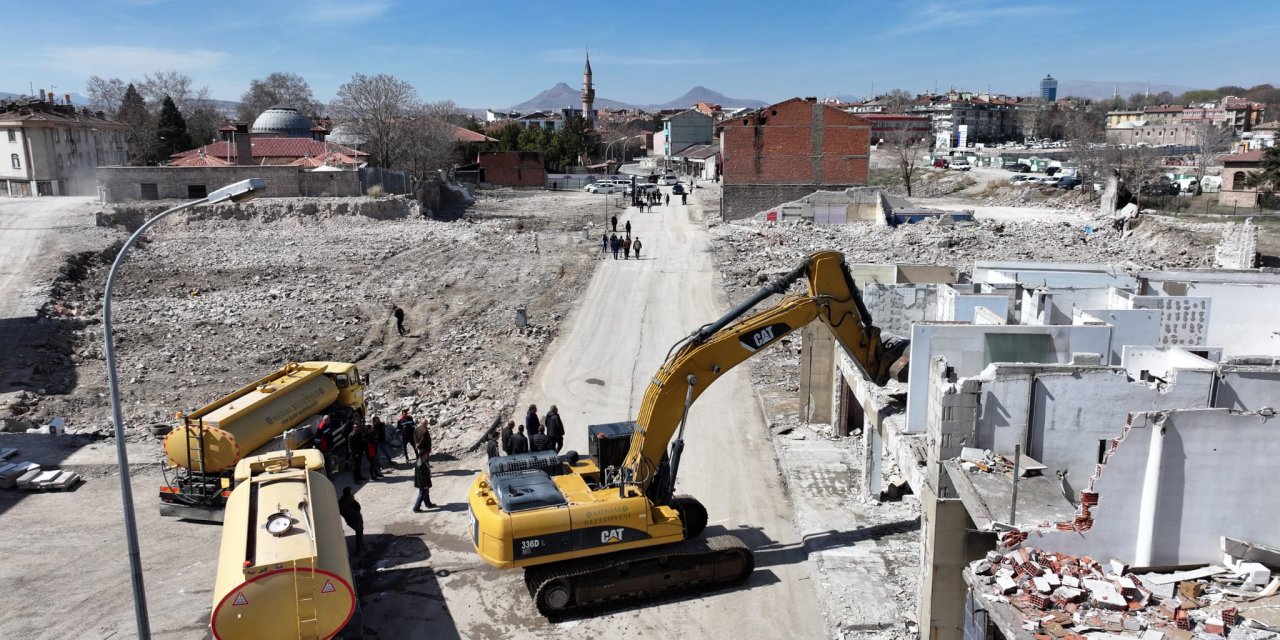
603 233 641 260
489 404 566 458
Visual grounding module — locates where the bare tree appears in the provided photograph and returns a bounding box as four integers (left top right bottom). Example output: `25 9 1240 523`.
1015 105 1040 141
882 89 914 114
86 76 127 113
185 87 224 145
881 120 929 197
138 70 194 112
330 73 419 168
393 100 464 179
1189 123 1235 194
238 72 323 122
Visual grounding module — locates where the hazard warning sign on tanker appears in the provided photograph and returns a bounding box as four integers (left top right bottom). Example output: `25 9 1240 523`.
320 580 336 594
232 592 249 606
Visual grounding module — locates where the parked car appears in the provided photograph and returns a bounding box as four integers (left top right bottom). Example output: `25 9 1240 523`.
672 183 686 195
950 160 971 171
1007 163 1031 173
658 175 679 185
1009 174 1033 184
1057 176 1082 189
1036 176 1061 187
584 182 618 194
1140 180 1179 196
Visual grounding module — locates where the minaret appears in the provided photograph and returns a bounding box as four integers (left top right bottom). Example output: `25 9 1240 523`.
581 48 596 127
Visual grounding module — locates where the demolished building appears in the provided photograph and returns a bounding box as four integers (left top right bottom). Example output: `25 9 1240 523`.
795 260 1280 639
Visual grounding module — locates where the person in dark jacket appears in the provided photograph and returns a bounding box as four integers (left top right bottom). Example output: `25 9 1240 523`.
412 457 435 511
393 305 407 336
633 238 643 259
600 233 608 258
625 220 632 235
623 236 632 259
500 420 515 455
370 417 393 469
525 405 540 435
510 425 529 455
544 405 565 453
347 423 367 483
611 234 621 259
610 214 618 232
414 418 432 460
529 426 550 452
486 431 501 459
364 424 384 479
396 409 416 462
338 487 364 552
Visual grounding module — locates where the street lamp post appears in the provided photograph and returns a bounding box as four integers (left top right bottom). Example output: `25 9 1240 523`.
102 178 266 640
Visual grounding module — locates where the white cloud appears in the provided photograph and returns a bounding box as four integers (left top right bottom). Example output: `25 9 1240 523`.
539 48 750 67
300 0 392 25
889 2 1069 35
35 46 230 79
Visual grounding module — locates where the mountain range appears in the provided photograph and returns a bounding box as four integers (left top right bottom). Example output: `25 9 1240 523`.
507 83 767 113
1057 80 1194 101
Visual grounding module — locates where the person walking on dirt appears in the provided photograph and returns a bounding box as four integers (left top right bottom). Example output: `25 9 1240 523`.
610 214 618 232
633 238 643 259
501 420 516 455
338 487 364 552
544 405 565 453
412 457 435 511
623 236 632 259
393 305 407 336
371 417 394 468
396 409 416 462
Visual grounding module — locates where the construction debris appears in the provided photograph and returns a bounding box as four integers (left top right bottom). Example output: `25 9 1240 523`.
968 546 1280 639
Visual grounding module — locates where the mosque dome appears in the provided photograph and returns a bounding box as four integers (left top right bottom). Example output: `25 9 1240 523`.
250 106 313 137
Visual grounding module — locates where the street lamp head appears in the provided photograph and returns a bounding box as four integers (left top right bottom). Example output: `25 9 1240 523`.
207 178 267 204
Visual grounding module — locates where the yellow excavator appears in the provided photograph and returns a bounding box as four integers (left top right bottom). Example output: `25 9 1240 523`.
467 251 910 615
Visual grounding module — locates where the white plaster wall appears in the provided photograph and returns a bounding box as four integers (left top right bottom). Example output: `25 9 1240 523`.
1172 283 1280 357
973 263 1137 290
1216 369 1280 411
866 284 939 338
1027 409 1280 565
1130 296 1211 348
1043 289 1112 325
1080 309 1162 364
953 294 1009 323
905 324 1112 433
1122 346 1216 380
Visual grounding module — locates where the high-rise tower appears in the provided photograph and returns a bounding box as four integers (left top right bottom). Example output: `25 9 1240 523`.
581 49 596 127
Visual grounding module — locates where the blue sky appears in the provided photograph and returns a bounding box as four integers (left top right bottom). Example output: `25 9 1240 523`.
2 0 1277 108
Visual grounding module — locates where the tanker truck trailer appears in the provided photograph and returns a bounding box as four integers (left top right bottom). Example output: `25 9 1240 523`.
210 449 361 639
160 361 367 521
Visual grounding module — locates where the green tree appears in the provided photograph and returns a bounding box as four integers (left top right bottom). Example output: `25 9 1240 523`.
155 96 192 159
117 84 157 165
1244 146 1280 194
555 115 599 169
495 123 522 151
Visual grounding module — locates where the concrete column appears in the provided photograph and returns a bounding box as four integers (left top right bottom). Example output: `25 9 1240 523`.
865 420 883 499
1134 417 1166 566
798 323 835 424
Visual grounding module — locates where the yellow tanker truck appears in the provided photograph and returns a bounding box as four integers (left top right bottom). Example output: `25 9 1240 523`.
160 361 367 521
211 449 360 640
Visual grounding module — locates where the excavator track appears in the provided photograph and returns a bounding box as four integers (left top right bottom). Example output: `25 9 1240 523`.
523 534 754 617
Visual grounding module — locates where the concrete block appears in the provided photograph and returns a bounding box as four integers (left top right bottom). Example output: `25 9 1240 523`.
15 468 44 489
0 461 38 489
995 576 1017 594
1240 562 1272 588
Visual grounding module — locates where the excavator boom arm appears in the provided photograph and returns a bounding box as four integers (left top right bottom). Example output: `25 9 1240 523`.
622 251 909 486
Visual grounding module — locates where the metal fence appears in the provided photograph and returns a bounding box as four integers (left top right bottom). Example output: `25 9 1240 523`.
358 167 414 195
1141 194 1280 217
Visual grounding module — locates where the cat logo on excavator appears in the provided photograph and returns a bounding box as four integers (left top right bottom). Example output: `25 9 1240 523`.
601 528 625 544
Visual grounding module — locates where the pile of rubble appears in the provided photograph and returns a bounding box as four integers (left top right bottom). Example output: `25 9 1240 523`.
980 185 1101 213
969 546 1280 639
709 216 1216 301
24 189 604 455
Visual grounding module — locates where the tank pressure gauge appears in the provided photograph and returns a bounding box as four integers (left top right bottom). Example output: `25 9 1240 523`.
265 511 294 536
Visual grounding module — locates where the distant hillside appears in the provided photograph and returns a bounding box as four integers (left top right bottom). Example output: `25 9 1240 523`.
1057 80 1194 101
653 86 766 110
1 91 91 105
509 82 633 113
507 83 768 114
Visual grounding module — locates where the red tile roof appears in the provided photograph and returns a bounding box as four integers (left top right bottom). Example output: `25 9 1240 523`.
171 137 366 163
448 123 497 143
170 153 232 167
1222 150 1265 163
